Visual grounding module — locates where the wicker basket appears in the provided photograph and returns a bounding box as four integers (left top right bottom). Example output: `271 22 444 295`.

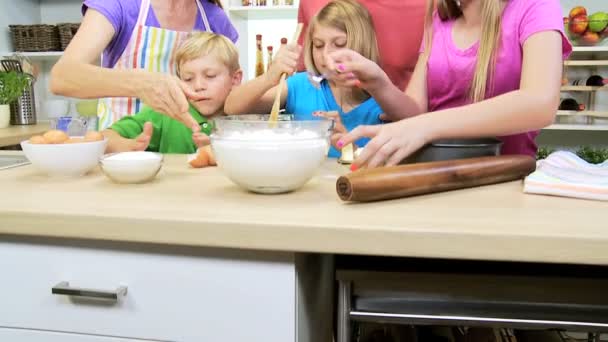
57 23 80 51
9 24 61 52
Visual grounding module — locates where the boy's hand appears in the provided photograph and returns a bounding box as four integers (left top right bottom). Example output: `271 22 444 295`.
265 43 302 86
192 132 210 148
133 122 153 151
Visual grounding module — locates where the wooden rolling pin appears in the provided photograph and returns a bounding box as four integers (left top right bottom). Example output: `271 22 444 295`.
336 155 536 202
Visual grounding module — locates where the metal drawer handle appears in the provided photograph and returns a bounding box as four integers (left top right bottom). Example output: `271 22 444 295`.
52 281 127 301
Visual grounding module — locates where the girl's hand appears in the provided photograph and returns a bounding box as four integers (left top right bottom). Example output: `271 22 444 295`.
265 43 302 86
325 49 389 92
337 116 433 169
136 73 202 132
313 110 345 150
192 132 210 148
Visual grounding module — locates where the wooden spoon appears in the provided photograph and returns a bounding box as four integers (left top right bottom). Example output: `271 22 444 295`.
269 23 304 128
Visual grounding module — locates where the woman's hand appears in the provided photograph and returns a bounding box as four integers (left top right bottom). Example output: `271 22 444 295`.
265 43 302 85
325 49 390 92
337 116 433 169
136 73 202 132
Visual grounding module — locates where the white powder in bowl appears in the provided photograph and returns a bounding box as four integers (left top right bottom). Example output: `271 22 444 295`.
103 151 162 162
220 128 321 141
211 129 329 193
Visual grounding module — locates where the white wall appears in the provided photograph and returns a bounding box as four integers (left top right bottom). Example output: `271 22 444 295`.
40 0 83 24
0 0 41 52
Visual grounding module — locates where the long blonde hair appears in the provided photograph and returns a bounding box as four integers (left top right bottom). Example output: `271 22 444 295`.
424 0 502 102
304 0 379 102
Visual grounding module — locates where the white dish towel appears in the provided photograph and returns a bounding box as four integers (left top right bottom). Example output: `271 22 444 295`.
523 151 608 201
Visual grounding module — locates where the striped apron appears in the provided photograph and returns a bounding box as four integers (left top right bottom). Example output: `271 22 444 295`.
97 0 213 130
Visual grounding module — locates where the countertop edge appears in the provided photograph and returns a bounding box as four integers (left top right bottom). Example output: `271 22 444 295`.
1 211 606 265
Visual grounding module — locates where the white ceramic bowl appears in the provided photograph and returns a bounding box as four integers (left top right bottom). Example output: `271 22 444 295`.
210 115 332 194
99 151 163 184
20 138 107 177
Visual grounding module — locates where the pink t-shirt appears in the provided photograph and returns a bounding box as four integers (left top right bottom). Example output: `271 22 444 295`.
425 0 572 157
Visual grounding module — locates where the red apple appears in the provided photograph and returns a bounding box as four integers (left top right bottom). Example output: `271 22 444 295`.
569 14 589 35
582 31 600 45
569 6 587 20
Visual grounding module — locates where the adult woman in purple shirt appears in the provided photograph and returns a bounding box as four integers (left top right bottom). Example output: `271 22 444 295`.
50 0 238 131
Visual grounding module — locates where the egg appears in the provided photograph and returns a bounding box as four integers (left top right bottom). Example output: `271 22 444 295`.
65 137 85 144
29 135 47 144
84 131 104 142
42 130 69 144
188 148 210 168
188 146 217 168
204 145 216 166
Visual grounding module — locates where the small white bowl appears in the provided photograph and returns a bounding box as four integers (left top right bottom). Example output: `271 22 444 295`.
21 138 107 177
99 151 163 184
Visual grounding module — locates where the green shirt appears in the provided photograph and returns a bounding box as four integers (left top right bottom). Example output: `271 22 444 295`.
110 105 213 154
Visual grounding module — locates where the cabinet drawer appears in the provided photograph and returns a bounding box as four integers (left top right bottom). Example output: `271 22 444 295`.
0 327 145 342
0 240 295 341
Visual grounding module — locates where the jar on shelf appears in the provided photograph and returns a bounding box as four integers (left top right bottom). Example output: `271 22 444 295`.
267 46 274 72
255 34 265 77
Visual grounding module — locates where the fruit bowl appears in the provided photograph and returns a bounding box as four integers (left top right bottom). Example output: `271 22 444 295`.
565 7 608 46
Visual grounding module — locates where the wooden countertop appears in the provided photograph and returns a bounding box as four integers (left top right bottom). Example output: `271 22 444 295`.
0 152 606 265
0 123 50 147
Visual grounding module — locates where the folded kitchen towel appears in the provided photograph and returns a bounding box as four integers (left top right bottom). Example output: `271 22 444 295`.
524 151 608 201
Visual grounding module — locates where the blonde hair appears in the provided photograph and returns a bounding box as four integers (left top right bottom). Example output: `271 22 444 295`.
304 0 379 103
424 0 502 102
175 31 240 77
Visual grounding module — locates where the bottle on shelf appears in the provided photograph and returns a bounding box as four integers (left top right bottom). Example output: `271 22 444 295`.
559 98 586 111
255 34 265 77
267 46 274 72
569 75 608 87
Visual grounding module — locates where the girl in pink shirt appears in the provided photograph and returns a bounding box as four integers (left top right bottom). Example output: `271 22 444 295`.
327 0 572 168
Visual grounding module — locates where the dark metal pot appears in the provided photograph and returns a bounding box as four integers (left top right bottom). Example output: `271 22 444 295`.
401 138 503 164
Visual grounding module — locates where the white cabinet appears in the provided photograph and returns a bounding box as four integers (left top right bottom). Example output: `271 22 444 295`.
0 327 144 342
0 240 297 341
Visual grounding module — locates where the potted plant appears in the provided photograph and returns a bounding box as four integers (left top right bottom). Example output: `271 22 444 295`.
0 71 30 128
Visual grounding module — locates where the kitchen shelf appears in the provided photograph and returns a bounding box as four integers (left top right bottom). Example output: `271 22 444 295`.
544 124 608 131
561 85 608 91
556 110 608 117
228 6 298 19
564 60 608 66
1 51 63 61
572 46 608 53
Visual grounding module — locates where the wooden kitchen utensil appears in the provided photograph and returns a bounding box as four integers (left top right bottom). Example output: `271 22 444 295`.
336 155 536 202
269 23 304 128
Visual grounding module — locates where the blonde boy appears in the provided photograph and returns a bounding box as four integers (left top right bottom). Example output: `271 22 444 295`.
103 32 242 154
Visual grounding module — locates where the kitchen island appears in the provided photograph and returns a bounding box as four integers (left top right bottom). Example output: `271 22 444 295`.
0 152 606 341
0 123 50 148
